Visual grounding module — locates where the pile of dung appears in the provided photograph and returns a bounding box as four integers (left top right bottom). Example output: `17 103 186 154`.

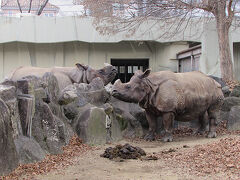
100 143 146 160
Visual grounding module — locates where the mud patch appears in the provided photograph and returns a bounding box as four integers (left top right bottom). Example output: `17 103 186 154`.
100 143 146 160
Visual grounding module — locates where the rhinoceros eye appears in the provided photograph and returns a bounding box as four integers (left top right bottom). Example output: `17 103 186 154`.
99 70 104 74
126 85 131 89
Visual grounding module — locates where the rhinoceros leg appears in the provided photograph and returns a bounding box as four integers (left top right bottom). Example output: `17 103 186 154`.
162 112 175 142
144 111 157 141
195 112 208 135
207 108 217 138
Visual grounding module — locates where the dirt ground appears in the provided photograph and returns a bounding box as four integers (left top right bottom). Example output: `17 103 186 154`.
29 134 240 180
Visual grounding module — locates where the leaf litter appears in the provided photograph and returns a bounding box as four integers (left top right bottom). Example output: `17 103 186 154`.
0 135 93 180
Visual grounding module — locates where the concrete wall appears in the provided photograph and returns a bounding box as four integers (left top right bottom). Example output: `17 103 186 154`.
200 21 236 78
0 41 188 81
0 16 202 44
234 43 240 80
156 42 188 72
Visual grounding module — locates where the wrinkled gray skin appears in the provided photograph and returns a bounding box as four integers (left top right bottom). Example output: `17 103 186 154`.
6 63 117 90
112 69 224 142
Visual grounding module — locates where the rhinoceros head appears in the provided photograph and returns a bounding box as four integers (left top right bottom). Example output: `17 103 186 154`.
74 63 117 85
112 69 151 103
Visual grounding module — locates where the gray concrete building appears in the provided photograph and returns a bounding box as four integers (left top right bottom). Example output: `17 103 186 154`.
0 16 240 82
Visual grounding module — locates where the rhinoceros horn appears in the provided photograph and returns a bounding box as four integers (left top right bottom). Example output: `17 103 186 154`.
113 79 122 86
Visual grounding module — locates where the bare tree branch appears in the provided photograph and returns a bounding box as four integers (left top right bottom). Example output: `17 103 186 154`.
28 0 33 13
37 0 49 15
1 0 10 8
79 0 240 81
17 0 22 13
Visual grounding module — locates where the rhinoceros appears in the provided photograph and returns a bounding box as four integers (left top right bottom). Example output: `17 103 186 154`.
112 69 224 142
6 63 117 89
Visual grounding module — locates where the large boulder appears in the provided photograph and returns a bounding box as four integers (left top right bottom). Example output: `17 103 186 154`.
17 73 73 154
0 98 19 175
227 106 240 131
106 84 147 138
221 97 240 112
110 97 146 138
59 77 112 132
209 75 230 97
0 85 22 138
32 102 70 154
76 106 122 145
230 85 240 97
14 136 46 164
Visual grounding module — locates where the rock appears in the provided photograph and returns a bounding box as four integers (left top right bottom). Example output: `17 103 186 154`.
227 106 240 131
221 97 240 112
0 98 19 175
76 106 122 145
217 110 229 124
59 77 110 106
18 95 34 137
42 72 59 104
59 77 111 130
63 101 82 122
208 75 226 87
109 97 146 138
17 74 73 154
0 85 22 138
230 85 240 97
32 102 71 154
222 86 231 97
209 75 230 97
14 136 46 164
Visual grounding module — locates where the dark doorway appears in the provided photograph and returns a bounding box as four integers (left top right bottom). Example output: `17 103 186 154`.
111 59 149 83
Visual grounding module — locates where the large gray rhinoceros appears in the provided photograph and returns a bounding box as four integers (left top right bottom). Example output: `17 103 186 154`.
6 63 117 89
112 69 224 142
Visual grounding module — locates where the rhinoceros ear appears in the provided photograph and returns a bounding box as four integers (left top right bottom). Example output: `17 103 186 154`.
138 69 151 79
75 63 88 70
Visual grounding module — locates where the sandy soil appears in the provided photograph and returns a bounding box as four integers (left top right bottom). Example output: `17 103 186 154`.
30 134 239 180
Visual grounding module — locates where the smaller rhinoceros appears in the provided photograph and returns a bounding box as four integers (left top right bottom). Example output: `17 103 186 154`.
6 63 117 90
112 69 224 142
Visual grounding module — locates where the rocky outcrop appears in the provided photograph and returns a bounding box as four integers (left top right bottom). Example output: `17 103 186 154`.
230 85 240 97
221 97 240 112
17 73 73 154
14 136 46 164
218 96 240 131
228 106 240 130
0 97 19 175
110 97 146 138
0 66 119 175
0 85 22 139
0 72 75 175
209 75 230 97
59 79 123 144
106 84 148 138
76 106 122 144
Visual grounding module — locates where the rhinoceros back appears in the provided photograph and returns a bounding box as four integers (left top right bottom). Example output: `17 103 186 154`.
7 66 51 81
